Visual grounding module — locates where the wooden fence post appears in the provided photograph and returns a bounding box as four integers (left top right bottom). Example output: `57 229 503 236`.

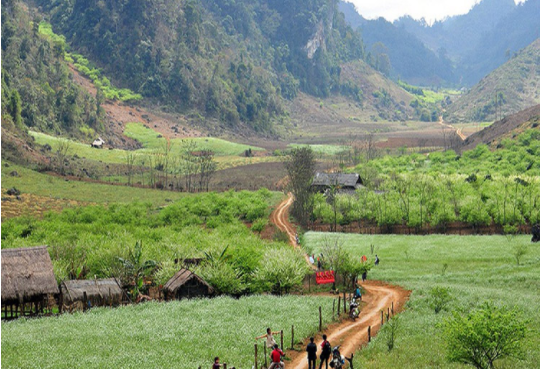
291 325 294 350
381 310 384 325
332 299 336 319
254 344 258 369
367 326 371 343
391 302 394 315
343 292 346 314
387 308 390 321
281 330 284 350
59 291 63 315
83 291 88 312
319 306 322 331
263 341 267 367
337 296 341 317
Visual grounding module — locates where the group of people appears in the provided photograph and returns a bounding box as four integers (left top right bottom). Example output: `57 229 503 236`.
305 335 332 369
252 328 346 369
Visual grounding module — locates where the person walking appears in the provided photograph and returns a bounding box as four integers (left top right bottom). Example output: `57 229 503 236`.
256 328 280 351
319 335 331 369
374 255 380 266
309 255 315 265
306 337 317 369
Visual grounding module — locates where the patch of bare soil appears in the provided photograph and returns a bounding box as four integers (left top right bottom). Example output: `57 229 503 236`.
69 66 202 149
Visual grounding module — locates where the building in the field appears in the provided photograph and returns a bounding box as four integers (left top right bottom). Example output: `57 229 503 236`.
1 246 59 319
60 278 128 309
311 173 364 194
163 268 214 300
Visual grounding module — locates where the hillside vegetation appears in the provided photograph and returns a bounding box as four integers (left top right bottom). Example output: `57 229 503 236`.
34 0 368 133
446 40 540 123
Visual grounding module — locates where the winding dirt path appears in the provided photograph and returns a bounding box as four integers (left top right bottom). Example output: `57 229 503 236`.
270 193 298 247
270 195 411 368
285 281 410 369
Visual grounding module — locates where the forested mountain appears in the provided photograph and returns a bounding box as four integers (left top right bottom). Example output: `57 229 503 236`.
340 0 539 87
1 0 106 161
458 0 541 86
30 0 368 133
394 0 539 86
446 39 540 123
339 1 455 86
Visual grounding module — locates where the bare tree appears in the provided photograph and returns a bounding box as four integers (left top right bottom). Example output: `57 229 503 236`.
55 139 72 176
125 153 137 186
196 149 217 192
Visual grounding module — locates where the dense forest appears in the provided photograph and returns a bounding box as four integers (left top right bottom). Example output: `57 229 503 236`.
29 0 368 133
1 0 105 137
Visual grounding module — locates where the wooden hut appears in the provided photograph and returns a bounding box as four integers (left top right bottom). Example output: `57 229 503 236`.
1 246 59 319
163 269 214 300
60 278 128 310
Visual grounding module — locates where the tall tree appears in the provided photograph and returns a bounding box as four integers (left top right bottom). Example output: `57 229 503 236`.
284 147 316 228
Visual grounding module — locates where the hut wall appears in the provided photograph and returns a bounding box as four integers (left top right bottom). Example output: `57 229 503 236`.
175 277 211 299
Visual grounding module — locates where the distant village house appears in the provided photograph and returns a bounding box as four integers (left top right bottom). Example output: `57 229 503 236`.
311 172 364 195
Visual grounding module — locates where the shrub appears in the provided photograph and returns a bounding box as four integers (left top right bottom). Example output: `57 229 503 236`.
440 302 527 369
429 286 452 314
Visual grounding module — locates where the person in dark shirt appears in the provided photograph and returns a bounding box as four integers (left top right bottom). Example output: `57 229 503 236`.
306 337 317 369
212 357 221 369
319 335 331 369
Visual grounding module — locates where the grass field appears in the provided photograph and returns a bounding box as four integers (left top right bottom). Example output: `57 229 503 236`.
1 295 335 369
30 123 265 163
304 233 540 369
288 143 350 156
1 163 187 206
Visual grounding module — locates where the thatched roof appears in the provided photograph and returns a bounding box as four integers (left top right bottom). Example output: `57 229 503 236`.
61 278 124 304
312 173 363 188
163 269 214 294
1 246 59 302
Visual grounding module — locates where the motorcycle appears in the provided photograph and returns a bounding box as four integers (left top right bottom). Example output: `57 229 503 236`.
349 299 360 321
329 345 345 369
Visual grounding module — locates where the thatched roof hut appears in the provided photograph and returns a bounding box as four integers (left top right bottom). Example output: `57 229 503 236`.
163 269 214 300
1 246 59 305
60 278 127 307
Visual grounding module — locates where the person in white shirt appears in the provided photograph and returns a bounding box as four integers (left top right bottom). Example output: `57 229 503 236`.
256 328 280 350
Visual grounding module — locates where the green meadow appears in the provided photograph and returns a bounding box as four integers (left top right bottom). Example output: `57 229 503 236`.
304 233 540 368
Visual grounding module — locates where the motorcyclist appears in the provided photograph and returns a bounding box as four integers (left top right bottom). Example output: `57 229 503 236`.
269 344 285 369
349 298 360 319
353 286 361 300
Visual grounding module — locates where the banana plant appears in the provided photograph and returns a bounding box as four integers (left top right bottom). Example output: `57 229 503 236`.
118 241 157 300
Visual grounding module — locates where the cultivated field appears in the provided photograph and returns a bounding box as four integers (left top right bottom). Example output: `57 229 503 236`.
1 295 335 369
304 233 540 368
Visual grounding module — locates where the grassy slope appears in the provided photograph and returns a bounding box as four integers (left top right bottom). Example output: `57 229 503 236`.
30 122 265 162
447 39 540 123
1 163 186 206
304 233 540 368
1 295 335 369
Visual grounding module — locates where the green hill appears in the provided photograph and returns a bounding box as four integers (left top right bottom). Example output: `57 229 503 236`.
445 39 540 123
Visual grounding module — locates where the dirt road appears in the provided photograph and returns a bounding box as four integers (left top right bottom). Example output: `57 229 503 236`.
284 281 410 369
270 195 411 368
270 193 298 247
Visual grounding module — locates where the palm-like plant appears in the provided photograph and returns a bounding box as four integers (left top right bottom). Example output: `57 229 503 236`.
118 241 157 299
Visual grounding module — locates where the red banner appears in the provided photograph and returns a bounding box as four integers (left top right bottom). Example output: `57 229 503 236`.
316 270 335 284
